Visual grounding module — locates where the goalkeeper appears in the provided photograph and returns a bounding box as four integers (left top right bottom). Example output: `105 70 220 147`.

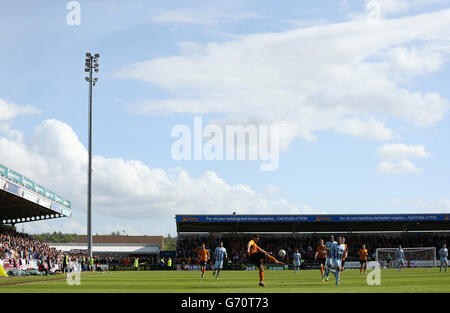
385 254 392 268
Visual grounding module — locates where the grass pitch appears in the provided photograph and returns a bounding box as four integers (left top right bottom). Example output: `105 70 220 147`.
0 268 449 293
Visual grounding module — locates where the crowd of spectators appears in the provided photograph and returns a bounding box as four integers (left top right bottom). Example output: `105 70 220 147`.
0 227 63 272
176 232 450 265
0 227 101 274
1 227 173 273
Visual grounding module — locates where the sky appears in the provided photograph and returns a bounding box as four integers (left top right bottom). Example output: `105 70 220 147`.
0 0 449 236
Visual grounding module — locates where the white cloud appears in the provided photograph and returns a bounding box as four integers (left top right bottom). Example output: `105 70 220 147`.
0 98 40 144
376 160 421 174
118 9 450 151
92 158 318 220
0 118 320 235
335 118 393 140
388 45 446 77
264 185 282 197
376 143 431 175
0 123 24 142
377 143 431 160
0 98 40 121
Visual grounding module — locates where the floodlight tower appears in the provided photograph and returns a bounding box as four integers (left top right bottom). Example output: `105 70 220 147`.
84 53 99 258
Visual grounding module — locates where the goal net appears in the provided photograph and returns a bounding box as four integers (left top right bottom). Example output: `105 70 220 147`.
376 247 436 268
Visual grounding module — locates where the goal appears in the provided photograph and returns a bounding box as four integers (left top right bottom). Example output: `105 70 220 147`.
376 247 436 268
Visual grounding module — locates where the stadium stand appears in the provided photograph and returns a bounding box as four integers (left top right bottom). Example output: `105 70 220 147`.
0 225 66 275
175 214 450 270
176 232 450 268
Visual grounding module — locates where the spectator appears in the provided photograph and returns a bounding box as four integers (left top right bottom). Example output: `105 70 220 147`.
38 259 49 276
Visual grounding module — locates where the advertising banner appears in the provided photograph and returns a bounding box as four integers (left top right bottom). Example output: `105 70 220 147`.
38 197 51 209
1 259 38 271
177 214 450 223
51 203 62 214
407 260 435 267
242 264 288 271
22 177 36 192
64 200 71 209
23 190 39 203
7 169 23 185
0 162 72 215
63 199 71 209
61 207 71 217
35 184 46 196
18 260 38 270
340 261 361 269
0 164 7 177
177 264 201 271
5 181 20 196
55 194 63 205
1 260 14 271
265 264 288 271
45 190 56 201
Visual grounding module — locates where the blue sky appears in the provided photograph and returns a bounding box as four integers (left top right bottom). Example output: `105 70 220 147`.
0 0 450 236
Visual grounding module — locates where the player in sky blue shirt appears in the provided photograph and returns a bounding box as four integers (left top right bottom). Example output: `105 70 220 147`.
293 249 301 273
334 238 348 285
439 243 448 273
323 236 347 285
323 235 338 282
212 241 227 279
322 235 337 281
396 246 405 272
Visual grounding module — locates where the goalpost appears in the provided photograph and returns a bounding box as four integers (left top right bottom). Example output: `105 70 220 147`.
376 247 436 268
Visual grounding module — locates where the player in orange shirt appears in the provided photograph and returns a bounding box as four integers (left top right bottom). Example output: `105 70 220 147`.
198 243 210 277
247 234 284 287
314 239 327 277
358 244 368 274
